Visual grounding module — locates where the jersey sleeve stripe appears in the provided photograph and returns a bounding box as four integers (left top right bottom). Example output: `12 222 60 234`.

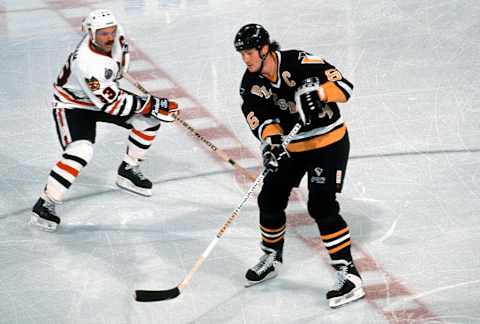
257 118 281 141
117 97 128 116
105 93 124 114
261 123 284 140
130 95 140 114
336 80 353 98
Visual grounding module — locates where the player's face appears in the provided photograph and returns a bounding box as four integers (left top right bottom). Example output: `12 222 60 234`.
95 26 117 52
240 48 262 73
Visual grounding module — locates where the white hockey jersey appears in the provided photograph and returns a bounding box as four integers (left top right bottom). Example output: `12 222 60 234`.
53 25 143 117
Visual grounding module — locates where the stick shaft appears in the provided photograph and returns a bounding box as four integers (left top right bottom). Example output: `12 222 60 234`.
134 123 301 301
122 72 256 181
129 68 304 300
177 168 268 289
174 123 301 291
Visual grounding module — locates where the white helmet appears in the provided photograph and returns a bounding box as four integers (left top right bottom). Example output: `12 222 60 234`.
82 9 117 45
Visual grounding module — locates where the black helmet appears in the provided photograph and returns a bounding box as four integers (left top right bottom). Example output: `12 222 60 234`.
234 23 270 51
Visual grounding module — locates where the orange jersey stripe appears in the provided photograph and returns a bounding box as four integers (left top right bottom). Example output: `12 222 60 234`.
54 85 96 107
320 226 349 240
56 161 79 177
287 125 346 153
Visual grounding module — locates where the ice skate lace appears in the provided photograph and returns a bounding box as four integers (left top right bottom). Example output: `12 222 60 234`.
252 253 275 274
126 164 146 180
333 266 348 291
44 200 56 214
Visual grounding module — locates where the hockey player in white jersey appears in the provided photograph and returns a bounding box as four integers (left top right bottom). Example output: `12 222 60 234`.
31 9 179 231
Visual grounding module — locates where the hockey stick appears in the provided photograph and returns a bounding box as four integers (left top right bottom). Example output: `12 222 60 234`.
122 72 257 181
134 122 302 302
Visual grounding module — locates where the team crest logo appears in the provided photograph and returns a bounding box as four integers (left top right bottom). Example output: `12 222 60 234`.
85 76 100 91
104 68 113 80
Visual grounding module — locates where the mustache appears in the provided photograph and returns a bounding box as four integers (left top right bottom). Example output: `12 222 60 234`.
106 40 114 46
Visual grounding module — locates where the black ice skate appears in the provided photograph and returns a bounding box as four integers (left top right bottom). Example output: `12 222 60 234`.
116 161 152 196
326 259 365 308
30 197 61 232
245 246 283 287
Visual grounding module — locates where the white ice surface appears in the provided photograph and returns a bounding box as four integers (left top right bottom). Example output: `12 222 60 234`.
0 0 479 323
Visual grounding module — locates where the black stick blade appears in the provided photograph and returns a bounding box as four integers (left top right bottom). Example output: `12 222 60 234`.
135 287 181 302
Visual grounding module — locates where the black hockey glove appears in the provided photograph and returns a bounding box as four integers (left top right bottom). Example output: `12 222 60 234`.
262 135 290 172
295 77 326 126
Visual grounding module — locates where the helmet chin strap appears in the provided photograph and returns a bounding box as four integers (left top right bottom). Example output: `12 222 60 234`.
88 30 99 46
255 47 268 74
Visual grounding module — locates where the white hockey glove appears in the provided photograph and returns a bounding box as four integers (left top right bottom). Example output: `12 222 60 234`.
139 95 179 122
262 135 290 172
294 77 326 126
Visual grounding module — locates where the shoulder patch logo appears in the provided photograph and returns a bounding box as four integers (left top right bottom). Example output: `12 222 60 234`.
104 68 113 80
85 76 100 91
301 54 325 64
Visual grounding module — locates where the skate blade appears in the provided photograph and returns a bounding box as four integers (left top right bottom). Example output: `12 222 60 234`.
328 287 365 308
29 214 58 232
116 177 152 197
244 271 278 288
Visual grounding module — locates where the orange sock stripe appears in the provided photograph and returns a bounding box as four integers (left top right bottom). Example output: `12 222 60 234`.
320 227 349 240
56 161 79 177
260 224 286 234
132 128 156 141
327 240 351 254
262 236 284 244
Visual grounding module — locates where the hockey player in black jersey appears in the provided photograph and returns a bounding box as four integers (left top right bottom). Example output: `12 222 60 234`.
235 23 365 308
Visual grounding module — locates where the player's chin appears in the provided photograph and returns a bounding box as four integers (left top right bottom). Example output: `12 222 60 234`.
101 44 113 51
247 65 259 73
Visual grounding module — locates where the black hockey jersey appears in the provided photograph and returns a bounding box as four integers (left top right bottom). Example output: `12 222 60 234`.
239 50 353 152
